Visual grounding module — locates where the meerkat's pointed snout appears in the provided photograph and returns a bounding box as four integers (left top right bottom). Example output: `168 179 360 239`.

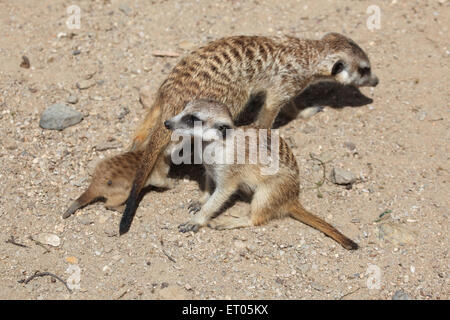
369 74 379 87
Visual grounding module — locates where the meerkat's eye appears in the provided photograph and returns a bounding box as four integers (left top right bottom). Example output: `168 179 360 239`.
182 114 201 127
358 67 371 76
214 123 232 139
331 61 345 75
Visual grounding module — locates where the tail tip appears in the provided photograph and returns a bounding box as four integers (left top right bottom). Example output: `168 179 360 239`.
119 211 132 235
119 220 131 235
344 239 359 250
62 201 79 219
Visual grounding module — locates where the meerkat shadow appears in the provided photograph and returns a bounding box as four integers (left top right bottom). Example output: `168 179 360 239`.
234 82 373 128
274 82 373 128
168 162 250 216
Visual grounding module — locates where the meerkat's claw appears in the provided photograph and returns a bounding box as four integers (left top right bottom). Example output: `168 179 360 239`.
178 222 200 233
188 201 202 214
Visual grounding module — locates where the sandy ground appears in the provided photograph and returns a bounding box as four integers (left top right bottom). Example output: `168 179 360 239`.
0 0 448 300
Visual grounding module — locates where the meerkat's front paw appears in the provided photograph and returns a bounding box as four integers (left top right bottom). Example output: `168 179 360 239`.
188 201 202 214
178 221 201 233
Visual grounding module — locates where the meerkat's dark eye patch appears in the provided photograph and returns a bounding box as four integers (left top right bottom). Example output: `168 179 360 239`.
331 61 345 75
358 67 371 76
182 114 201 127
214 123 232 139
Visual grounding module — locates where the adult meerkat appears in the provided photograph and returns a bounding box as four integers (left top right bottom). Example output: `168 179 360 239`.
164 99 358 250
116 33 378 234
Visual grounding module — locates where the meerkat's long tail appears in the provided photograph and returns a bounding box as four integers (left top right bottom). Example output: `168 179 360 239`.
119 122 172 235
63 187 98 219
288 201 358 250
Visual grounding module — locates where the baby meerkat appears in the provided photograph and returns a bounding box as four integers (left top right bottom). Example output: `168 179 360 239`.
62 150 173 218
121 33 379 234
164 99 358 250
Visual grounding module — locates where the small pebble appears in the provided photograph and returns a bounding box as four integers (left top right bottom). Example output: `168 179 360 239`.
34 233 60 247
119 3 132 15
67 94 79 104
330 167 357 185
76 79 96 90
392 290 412 300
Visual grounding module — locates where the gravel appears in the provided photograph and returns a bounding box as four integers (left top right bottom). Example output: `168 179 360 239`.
1 0 448 301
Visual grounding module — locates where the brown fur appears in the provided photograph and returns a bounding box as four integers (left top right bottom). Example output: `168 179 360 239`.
94 33 377 234
168 99 358 250
63 149 173 218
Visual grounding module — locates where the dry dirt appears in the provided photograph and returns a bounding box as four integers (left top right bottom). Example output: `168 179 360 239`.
0 0 449 300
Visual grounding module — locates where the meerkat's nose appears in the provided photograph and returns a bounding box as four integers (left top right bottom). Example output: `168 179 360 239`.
370 75 379 87
164 120 172 130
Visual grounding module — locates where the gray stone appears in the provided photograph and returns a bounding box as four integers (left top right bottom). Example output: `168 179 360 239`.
67 94 79 104
392 290 412 300
76 79 96 90
344 141 356 151
311 281 325 291
119 3 132 16
104 226 118 237
39 103 83 130
417 110 427 121
117 106 130 119
95 140 122 151
330 167 357 185
78 215 94 225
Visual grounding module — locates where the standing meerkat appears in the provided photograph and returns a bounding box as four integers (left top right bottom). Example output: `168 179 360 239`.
105 33 378 234
164 99 358 250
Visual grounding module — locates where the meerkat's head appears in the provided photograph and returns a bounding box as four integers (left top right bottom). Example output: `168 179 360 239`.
164 99 234 141
317 33 379 87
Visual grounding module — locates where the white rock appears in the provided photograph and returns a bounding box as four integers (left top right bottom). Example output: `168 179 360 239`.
35 233 61 246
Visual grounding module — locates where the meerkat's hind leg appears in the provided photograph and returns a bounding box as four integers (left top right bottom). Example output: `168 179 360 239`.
246 185 283 227
104 193 128 212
